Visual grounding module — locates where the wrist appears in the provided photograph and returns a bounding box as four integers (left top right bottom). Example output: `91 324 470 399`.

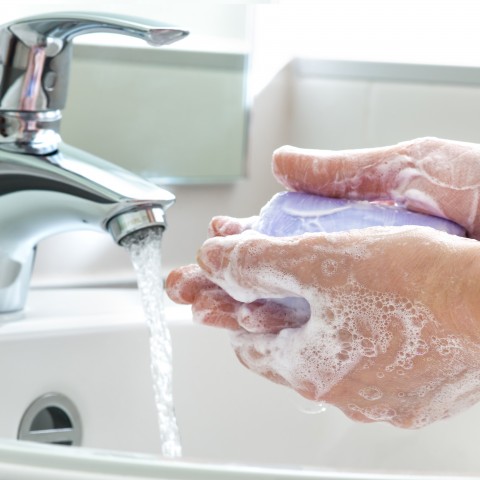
449 239 480 344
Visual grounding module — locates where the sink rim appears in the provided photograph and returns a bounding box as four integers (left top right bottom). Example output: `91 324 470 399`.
0 439 448 480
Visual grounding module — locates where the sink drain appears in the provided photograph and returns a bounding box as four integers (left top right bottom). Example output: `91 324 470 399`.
18 393 82 446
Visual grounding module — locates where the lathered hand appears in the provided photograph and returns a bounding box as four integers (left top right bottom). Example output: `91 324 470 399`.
166 137 480 428
208 137 480 239
273 136 480 239
168 227 480 428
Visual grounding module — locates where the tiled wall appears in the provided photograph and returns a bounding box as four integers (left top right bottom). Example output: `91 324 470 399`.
290 58 480 149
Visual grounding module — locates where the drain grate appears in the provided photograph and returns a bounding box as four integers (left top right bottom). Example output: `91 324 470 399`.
18 393 82 446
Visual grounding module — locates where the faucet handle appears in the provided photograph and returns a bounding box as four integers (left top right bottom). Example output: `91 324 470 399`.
0 12 189 111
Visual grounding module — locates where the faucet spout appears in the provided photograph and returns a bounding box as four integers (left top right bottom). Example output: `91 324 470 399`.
0 144 175 313
0 142 175 313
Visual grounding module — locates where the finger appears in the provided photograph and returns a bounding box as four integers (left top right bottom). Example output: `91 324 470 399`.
237 297 310 333
208 215 258 237
196 233 316 303
193 288 310 333
165 264 217 305
272 143 408 200
192 288 242 330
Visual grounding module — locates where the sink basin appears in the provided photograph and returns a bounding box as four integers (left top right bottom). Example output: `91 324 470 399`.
1 287 480 479
0 288 163 453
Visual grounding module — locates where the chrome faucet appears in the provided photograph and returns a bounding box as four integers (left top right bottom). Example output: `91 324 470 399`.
0 12 189 312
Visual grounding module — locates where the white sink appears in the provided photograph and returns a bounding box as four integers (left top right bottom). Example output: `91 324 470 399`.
0 287 480 479
0 288 163 453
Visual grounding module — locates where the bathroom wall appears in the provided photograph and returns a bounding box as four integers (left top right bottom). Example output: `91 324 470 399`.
61 44 248 183
289 59 480 149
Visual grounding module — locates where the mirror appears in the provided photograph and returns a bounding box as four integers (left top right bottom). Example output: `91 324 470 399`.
2 2 251 185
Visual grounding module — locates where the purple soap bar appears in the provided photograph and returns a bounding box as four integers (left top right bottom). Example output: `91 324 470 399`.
253 192 466 237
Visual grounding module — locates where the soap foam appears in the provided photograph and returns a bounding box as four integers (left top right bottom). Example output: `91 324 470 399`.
410 368 480 429
226 266 480 428
358 386 383 401
229 275 437 403
349 403 396 422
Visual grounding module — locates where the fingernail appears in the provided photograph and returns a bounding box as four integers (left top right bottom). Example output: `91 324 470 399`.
208 216 232 237
208 216 223 237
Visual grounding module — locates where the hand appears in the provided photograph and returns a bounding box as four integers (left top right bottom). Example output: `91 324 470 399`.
168 227 480 428
207 137 480 239
273 137 480 239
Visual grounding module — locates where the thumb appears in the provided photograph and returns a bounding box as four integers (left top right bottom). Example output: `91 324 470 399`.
208 215 258 237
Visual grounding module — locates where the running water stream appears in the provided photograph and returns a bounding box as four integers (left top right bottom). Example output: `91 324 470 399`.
122 227 182 458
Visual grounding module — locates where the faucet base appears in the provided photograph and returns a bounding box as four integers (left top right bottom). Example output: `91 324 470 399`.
0 249 35 313
0 111 61 155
